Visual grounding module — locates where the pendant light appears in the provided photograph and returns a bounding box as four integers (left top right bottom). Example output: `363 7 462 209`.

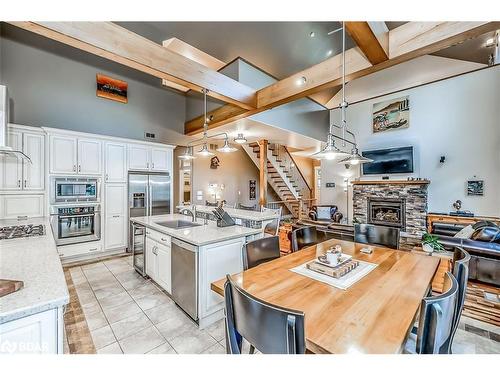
338 147 373 165
196 88 214 157
217 138 238 153
233 133 247 144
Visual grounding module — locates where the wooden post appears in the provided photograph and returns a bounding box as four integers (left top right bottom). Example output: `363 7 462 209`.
258 139 268 207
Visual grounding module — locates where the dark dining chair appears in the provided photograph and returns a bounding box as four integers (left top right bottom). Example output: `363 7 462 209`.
354 223 400 249
261 207 282 236
405 272 459 354
224 275 306 354
291 226 318 252
243 236 281 270
447 247 470 351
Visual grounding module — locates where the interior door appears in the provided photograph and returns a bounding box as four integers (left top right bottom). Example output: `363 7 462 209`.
50 135 77 174
78 138 102 175
149 174 171 216
0 130 23 190
23 132 44 190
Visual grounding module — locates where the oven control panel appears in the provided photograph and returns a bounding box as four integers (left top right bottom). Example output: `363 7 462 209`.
57 206 96 215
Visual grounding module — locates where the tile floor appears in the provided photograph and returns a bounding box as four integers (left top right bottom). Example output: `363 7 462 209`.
67 255 500 354
68 256 225 354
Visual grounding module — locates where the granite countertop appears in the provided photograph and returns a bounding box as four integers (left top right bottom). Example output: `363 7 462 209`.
131 214 262 246
0 217 69 324
176 205 279 221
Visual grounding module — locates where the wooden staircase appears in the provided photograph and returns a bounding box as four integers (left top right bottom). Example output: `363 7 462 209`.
244 142 311 218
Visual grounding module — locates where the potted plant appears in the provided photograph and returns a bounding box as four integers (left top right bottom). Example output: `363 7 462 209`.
421 233 445 253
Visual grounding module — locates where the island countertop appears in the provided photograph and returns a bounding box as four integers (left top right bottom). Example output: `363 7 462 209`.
0 217 69 324
131 214 262 246
176 205 278 222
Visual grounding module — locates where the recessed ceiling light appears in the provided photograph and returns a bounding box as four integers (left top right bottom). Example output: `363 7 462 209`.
326 50 333 57
310 31 315 38
296 76 307 86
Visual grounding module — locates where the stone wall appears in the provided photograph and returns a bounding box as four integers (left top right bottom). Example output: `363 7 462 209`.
352 183 429 251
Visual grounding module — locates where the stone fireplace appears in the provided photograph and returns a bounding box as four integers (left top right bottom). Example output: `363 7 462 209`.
352 180 429 251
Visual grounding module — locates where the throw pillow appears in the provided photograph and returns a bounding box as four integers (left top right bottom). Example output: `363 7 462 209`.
454 225 475 239
316 206 331 220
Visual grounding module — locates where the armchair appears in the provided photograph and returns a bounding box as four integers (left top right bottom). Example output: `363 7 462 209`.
308 205 343 223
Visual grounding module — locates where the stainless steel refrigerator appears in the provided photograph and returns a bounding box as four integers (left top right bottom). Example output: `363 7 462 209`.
128 171 171 252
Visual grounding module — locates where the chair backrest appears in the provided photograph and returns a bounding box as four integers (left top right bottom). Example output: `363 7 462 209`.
262 207 282 236
291 226 318 252
354 223 400 249
243 236 281 270
416 272 459 354
238 203 257 211
449 247 470 344
224 275 306 354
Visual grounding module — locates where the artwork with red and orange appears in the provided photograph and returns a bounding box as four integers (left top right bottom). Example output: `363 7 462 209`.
96 74 128 103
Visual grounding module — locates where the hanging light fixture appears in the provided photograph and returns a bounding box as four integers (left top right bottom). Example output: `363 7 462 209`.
217 138 238 153
196 88 214 157
338 147 373 165
312 133 348 160
197 143 214 157
233 133 247 144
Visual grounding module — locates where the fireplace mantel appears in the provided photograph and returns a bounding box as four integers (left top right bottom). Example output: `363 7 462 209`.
351 180 430 185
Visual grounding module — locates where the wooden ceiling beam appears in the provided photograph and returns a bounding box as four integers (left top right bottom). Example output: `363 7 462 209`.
185 21 499 134
345 22 389 64
9 21 257 109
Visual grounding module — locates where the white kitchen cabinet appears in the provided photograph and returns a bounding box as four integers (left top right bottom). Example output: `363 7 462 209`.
155 243 172 293
198 237 245 327
128 144 150 171
57 242 102 260
0 129 44 191
105 142 127 183
49 134 101 175
0 130 22 190
22 132 45 190
77 138 102 175
0 194 44 219
49 134 78 174
0 307 63 354
151 148 170 172
104 183 127 250
145 231 172 293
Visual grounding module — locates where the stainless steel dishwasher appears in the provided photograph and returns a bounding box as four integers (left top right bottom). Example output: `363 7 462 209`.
171 238 198 321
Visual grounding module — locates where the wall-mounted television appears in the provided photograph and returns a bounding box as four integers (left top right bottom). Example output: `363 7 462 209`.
362 146 414 175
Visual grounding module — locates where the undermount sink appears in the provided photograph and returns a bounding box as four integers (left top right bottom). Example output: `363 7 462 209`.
154 220 202 229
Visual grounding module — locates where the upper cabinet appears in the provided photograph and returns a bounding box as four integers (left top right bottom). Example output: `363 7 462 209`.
105 142 127 183
128 144 173 173
0 128 44 191
49 134 101 175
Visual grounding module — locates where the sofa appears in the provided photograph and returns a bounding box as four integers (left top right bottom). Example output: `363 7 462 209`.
432 220 500 287
308 205 343 223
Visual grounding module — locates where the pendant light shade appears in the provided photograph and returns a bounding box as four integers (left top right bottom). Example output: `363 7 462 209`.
338 147 373 165
233 133 247 144
217 138 238 153
313 134 349 160
197 143 214 157
178 146 195 160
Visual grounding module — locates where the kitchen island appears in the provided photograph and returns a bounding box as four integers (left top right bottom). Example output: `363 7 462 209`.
0 217 69 354
130 214 261 328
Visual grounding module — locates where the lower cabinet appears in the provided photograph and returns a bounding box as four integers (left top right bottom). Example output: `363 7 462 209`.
0 307 64 354
0 194 44 219
104 184 127 251
57 242 102 260
145 231 172 294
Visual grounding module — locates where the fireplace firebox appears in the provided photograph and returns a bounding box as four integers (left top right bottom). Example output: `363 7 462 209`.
367 198 406 230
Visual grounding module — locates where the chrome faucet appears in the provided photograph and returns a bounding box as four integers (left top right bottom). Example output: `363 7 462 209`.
180 206 197 222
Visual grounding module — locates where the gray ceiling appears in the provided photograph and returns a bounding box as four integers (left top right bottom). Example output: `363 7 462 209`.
118 22 355 79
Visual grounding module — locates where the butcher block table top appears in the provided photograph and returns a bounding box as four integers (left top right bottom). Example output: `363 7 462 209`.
211 239 440 354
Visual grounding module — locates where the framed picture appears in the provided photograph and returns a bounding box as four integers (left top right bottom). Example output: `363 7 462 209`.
467 180 484 196
96 74 128 103
372 96 409 133
249 180 256 200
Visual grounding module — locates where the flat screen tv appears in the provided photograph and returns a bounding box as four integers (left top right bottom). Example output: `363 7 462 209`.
362 146 414 175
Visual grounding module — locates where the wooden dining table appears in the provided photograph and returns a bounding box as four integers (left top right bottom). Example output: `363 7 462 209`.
211 238 440 354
